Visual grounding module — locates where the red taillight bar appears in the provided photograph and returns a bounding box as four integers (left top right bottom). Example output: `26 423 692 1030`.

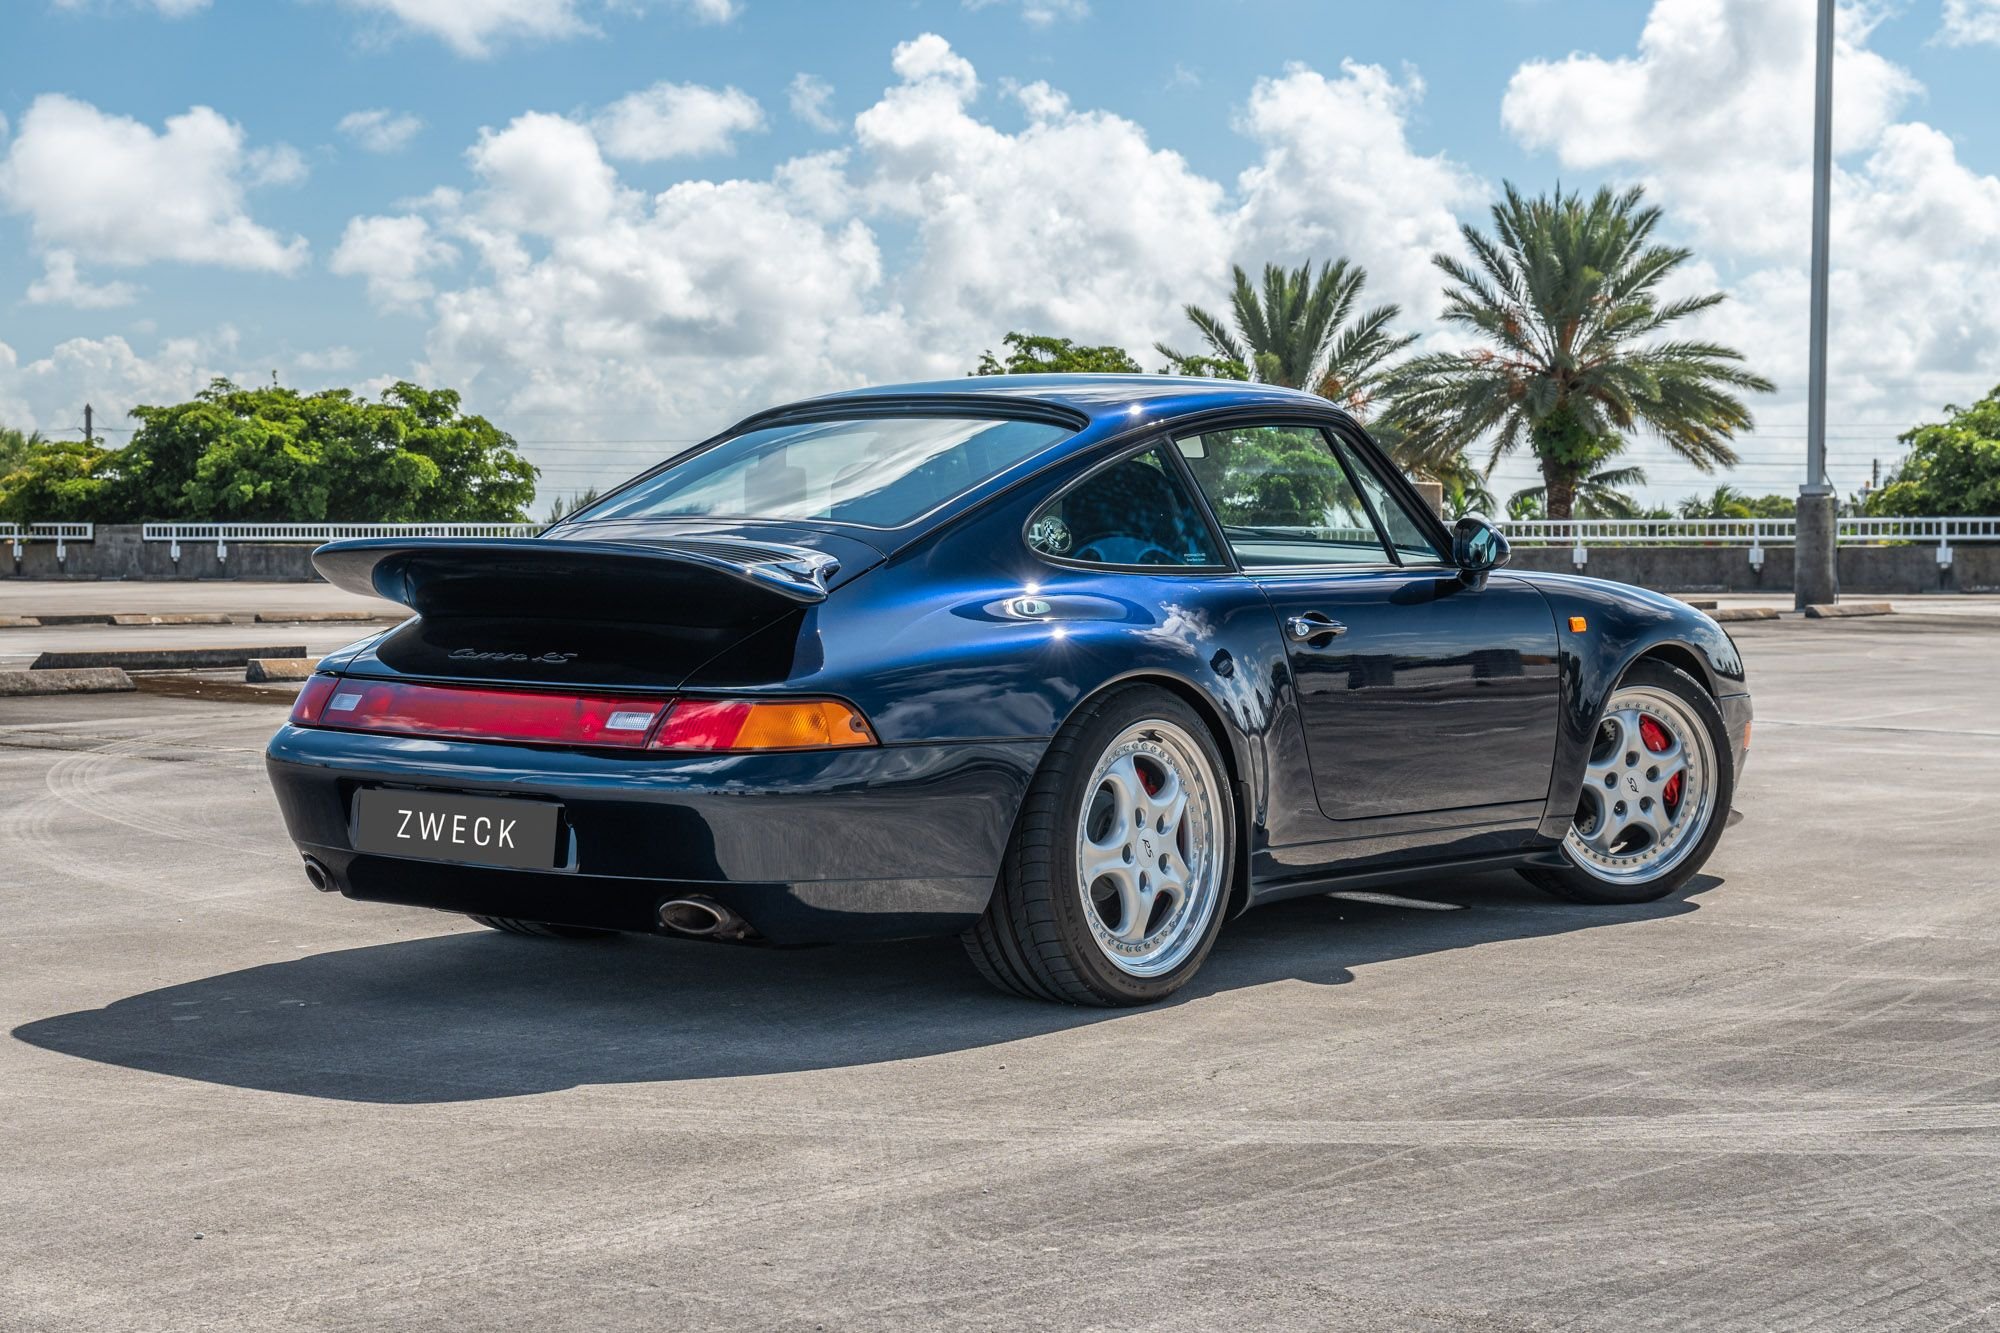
288 677 880 754
289 677 670 749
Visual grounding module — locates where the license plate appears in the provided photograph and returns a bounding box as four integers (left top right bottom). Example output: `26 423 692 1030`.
352 788 561 870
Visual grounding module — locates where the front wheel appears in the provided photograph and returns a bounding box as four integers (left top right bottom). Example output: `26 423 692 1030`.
1522 660 1734 906
963 686 1235 1006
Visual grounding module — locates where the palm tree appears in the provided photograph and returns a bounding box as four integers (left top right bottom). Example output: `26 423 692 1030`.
1157 259 1415 417
0 426 48 479
1428 452 1499 519
1675 484 1755 520
1512 463 1650 520
1386 183 1773 519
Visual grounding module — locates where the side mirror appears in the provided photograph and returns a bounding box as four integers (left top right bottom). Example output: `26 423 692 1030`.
1452 514 1510 585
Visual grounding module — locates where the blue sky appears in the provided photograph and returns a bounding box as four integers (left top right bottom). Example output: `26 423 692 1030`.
2 0 1998 508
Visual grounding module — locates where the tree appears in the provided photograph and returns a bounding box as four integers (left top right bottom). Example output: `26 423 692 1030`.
1157 259 1414 415
0 426 50 480
1512 462 1649 520
1429 453 1498 519
0 438 118 523
86 379 537 522
973 333 1142 376
1675 485 1755 519
1866 386 2000 516
1387 183 1773 519
546 486 602 524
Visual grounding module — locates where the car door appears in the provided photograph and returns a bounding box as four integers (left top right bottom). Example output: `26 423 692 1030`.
1173 420 1560 822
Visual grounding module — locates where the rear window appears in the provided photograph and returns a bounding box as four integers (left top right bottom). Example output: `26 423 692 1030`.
580 415 1074 529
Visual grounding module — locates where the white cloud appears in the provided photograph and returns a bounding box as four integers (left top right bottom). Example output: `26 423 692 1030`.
338 108 425 153
1503 0 1917 256
1233 61 1485 323
334 0 736 55
330 215 459 309
592 83 764 161
1939 0 2000 44
50 0 210 15
853 36 1232 355
307 33 1490 495
789 74 838 133
1497 0 2000 498
0 95 308 280
336 0 593 56
965 0 1088 25
0 327 243 435
670 0 739 21
25 251 139 309
466 112 631 237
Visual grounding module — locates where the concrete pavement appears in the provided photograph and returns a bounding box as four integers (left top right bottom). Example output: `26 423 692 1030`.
1 616 1996 1330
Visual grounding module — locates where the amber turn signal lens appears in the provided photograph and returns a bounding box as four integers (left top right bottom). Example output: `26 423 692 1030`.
1742 721 1752 751
652 699 877 752
1567 616 1589 632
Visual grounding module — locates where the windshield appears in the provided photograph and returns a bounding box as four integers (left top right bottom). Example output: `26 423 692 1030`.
578 415 1075 529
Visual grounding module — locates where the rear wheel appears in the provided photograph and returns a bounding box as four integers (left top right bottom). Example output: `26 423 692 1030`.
1522 660 1733 905
466 915 617 939
963 686 1234 1006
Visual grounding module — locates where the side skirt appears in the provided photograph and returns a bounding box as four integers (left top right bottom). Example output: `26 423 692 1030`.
1246 846 1567 910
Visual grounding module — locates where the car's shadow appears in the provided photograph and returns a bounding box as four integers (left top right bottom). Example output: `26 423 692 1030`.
13 872 1713 1103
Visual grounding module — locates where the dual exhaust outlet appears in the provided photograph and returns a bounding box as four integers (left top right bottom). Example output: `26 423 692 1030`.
304 855 751 943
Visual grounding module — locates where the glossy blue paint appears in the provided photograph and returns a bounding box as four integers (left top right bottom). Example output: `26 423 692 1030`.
271 376 1751 942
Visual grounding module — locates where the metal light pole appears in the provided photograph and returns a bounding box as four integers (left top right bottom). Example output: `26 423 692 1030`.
1796 0 1840 608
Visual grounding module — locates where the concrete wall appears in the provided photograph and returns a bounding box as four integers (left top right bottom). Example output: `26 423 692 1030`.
7 523 1999 593
1506 543 2000 594
6 526 321 581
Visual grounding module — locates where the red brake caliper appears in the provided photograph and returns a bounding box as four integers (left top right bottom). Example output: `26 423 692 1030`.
1639 716 1681 808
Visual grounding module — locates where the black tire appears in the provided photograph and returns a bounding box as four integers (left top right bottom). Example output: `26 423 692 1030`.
962 685 1236 1006
466 915 618 939
1521 660 1735 906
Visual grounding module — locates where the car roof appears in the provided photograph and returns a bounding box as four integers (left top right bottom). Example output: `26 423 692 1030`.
795 374 1347 430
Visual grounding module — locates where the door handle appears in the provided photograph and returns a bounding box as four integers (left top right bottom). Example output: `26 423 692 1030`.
1286 612 1348 643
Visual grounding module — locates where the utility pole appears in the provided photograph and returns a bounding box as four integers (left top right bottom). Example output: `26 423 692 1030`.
1796 0 1840 608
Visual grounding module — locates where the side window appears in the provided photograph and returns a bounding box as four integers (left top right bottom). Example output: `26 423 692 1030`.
1027 446 1223 568
1328 434 1448 564
1174 424 1391 567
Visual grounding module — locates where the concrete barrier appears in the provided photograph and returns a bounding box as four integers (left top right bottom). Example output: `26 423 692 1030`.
109 612 232 626
0 667 136 695
30 644 307 671
1804 602 1896 619
245 658 317 682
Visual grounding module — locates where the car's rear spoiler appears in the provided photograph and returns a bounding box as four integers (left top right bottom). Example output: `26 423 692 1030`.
313 536 843 625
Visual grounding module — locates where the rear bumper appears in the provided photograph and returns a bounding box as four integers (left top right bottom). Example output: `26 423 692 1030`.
266 724 1043 944
1719 690 1753 781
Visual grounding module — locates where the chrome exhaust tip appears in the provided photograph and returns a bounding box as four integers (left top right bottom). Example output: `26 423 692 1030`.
301 856 335 892
658 896 751 940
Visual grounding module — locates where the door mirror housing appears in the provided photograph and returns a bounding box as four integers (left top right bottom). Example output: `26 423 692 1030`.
1452 515 1510 586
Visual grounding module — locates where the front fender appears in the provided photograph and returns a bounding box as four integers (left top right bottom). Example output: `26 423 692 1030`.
1511 572 1749 840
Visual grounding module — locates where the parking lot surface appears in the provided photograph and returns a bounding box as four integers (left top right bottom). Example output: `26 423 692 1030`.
2 613 1996 1330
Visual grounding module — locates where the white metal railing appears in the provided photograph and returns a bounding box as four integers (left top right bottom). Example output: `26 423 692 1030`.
5 522 94 562
140 521 541 561
1495 515 2000 571
1495 516 2000 545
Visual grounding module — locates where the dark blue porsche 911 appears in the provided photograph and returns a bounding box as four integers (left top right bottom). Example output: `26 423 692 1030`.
268 375 1751 1005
